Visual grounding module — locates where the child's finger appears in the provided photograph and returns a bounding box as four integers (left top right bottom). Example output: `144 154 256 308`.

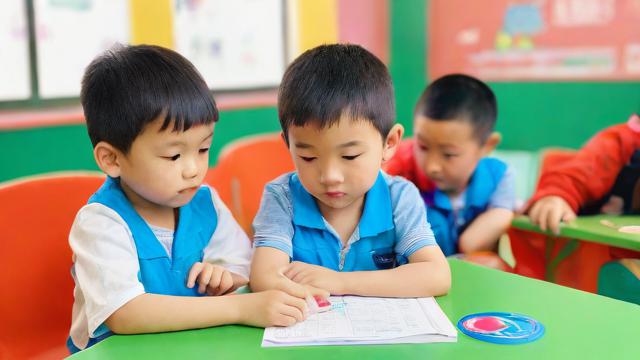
306 285 330 299
282 293 308 318
538 207 550 231
198 264 214 294
289 269 307 283
548 207 563 235
213 270 234 296
282 262 302 279
563 210 576 222
208 265 224 290
528 202 541 225
187 262 204 288
276 279 307 299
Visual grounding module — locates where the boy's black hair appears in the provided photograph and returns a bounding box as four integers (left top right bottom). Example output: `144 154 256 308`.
415 74 497 143
278 44 395 143
81 44 218 153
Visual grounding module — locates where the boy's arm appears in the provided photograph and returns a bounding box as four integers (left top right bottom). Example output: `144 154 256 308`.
284 245 450 297
458 208 513 253
529 122 640 212
250 246 304 293
527 121 640 233
249 181 329 297
104 290 308 333
458 166 515 253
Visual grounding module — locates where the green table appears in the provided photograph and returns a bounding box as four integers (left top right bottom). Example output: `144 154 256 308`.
69 260 639 359
511 215 640 251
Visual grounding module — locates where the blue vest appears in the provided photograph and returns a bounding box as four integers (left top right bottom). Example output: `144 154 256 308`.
289 171 400 272
68 177 217 353
421 158 507 256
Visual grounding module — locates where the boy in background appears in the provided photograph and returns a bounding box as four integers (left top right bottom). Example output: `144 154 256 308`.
385 74 516 257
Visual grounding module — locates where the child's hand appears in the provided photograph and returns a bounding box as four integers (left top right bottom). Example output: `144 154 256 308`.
238 290 309 327
528 195 576 235
187 262 236 296
283 261 345 295
273 274 330 300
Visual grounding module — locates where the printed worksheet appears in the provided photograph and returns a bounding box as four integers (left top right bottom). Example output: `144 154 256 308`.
262 296 457 347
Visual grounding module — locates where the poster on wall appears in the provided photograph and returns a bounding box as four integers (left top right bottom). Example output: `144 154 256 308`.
0 2 31 101
173 0 286 90
34 0 130 98
429 0 640 81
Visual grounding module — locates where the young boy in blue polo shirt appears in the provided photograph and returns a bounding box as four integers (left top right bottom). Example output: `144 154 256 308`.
250 44 451 297
385 74 516 256
67 45 309 353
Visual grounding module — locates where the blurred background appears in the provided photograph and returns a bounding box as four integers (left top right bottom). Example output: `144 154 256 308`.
1 0 639 197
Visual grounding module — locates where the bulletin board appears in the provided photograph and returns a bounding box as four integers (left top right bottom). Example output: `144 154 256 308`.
173 0 286 91
0 2 31 101
429 0 640 81
33 0 130 98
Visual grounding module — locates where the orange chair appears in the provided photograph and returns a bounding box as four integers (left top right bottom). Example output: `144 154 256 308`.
0 172 105 359
205 133 294 237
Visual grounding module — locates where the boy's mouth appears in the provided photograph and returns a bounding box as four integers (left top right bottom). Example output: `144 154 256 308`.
325 191 346 198
179 186 198 194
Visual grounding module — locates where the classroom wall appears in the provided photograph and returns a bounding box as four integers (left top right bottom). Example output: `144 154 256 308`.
1 0 639 183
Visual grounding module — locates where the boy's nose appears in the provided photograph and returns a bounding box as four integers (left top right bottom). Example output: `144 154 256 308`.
182 159 199 179
425 161 442 176
319 163 343 186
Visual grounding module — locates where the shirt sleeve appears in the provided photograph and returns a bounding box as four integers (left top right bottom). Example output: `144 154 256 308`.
488 165 517 210
389 177 438 258
252 181 295 257
69 203 145 337
202 187 253 279
528 122 640 212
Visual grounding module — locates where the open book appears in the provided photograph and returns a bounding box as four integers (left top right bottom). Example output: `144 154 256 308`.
262 296 457 347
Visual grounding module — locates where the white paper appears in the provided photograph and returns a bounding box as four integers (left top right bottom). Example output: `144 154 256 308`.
262 296 457 347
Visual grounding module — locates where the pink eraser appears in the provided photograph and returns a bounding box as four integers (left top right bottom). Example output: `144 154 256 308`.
314 295 331 312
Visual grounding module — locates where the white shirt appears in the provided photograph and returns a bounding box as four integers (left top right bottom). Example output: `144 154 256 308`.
68 186 251 350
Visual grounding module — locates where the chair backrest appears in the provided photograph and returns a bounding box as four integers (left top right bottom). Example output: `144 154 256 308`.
206 133 294 237
491 149 540 207
0 172 104 359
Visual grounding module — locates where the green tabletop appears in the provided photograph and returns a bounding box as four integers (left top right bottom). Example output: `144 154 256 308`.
512 215 640 251
69 259 640 360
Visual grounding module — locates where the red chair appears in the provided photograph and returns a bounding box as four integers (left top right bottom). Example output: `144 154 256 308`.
509 148 619 293
0 172 104 359
206 133 294 237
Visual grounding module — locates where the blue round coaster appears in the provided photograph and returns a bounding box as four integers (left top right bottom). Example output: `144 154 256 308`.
457 312 544 344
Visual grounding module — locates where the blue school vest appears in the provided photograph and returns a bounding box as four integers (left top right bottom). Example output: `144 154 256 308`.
67 177 217 353
289 172 399 271
421 158 507 256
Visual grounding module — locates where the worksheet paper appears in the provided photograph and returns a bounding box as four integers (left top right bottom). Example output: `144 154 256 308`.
262 296 457 347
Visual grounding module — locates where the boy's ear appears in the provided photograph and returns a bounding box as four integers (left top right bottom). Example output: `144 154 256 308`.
382 124 404 162
93 141 122 178
482 132 501 155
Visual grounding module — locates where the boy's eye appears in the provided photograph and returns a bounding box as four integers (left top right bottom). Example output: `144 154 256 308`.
300 156 316 162
443 153 458 159
342 154 361 160
164 154 181 161
418 145 428 151
199 147 210 154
